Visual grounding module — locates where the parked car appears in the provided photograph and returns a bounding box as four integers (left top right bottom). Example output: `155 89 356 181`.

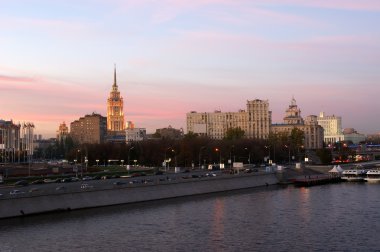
82 176 93 181
80 183 94 189
113 181 126 186
14 180 29 187
9 189 25 195
61 178 72 183
31 179 45 184
29 188 41 193
55 186 66 191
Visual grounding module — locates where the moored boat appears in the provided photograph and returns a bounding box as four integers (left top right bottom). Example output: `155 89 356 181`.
364 170 380 183
341 169 366 182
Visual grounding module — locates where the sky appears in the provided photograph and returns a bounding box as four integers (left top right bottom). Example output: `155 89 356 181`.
1 0 380 138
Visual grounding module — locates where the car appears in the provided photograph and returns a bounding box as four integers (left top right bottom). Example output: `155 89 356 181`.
113 181 126 185
0 193 3 197
14 180 29 187
80 183 94 189
31 179 45 184
9 189 25 195
129 180 139 184
61 178 72 183
71 177 80 182
55 186 66 191
205 173 217 177
155 171 164 175
82 176 93 181
29 188 41 193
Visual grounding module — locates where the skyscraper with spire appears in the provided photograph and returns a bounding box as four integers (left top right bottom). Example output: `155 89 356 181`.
107 65 125 132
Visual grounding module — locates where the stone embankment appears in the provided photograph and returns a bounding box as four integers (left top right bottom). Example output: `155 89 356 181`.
0 172 278 219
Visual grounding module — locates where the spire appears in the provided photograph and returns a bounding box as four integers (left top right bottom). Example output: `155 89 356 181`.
113 64 117 88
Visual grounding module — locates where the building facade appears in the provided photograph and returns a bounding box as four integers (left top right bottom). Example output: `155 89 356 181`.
56 122 69 142
20 122 34 160
126 128 147 142
0 120 20 163
70 113 107 144
107 66 125 132
317 112 344 144
186 99 271 140
271 98 324 150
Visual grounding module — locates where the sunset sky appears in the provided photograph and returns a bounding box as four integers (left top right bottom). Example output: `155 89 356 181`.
1 0 380 138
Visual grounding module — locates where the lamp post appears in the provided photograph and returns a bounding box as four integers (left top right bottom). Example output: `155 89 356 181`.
284 145 290 164
96 159 99 166
164 147 172 171
264 145 270 164
244 147 251 165
199 146 205 169
74 159 78 178
128 146 134 167
215 148 221 164
84 157 88 177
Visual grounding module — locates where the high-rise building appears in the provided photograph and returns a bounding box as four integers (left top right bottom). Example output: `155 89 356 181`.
20 122 34 159
107 66 125 132
0 119 20 163
271 98 324 150
56 122 69 142
317 112 344 144
186 99 271 139
70 113 107 144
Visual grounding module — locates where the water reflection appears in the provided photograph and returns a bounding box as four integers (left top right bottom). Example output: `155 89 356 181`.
209 198 225 249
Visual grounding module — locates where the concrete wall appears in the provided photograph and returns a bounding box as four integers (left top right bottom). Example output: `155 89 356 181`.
0 173 278 219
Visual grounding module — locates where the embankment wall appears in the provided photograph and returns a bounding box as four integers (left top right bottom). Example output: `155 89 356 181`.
0 173 278 219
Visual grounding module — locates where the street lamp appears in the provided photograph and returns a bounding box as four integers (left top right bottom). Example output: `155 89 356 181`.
284 145 290 164
264 145 271 163
128 146 134 167
84 157 88 177
96 159 99 166
199 146 206 169
245 147 251 165
164 147 172 171
215 148 221 164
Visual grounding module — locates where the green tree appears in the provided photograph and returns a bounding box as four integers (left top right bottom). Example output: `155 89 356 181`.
224 127 245 140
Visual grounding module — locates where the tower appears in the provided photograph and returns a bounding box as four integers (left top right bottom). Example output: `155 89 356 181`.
107 65 125 132
283 96 303 125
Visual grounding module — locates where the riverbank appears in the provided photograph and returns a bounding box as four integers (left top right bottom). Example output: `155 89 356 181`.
0 171 278 219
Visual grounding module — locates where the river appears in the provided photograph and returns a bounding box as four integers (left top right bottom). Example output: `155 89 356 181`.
0 182 379 251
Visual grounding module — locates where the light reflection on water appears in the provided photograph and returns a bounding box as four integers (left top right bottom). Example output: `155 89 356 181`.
0 183 379 252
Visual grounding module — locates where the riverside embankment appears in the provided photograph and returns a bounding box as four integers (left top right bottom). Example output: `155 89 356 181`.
0 171 278 219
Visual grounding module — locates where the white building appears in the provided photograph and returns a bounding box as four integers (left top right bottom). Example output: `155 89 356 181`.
317 112 344 144
186 99 271 139
126 128 146 142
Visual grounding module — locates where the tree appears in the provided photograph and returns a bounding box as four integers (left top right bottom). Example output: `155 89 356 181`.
224 127 245 140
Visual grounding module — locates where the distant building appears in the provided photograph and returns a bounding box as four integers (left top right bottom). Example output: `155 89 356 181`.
0 120 21 163
271 98 324 150
56 122 69 142
186 99 271 139
20 122 35 159
126 128 146 142
155 125 184 139
317 112 344 144
70 113 107 144
107 66 125 133
343 128 366 144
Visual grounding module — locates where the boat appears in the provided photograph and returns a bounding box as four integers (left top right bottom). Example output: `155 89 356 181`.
341 168 366 182
364 170 380 183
